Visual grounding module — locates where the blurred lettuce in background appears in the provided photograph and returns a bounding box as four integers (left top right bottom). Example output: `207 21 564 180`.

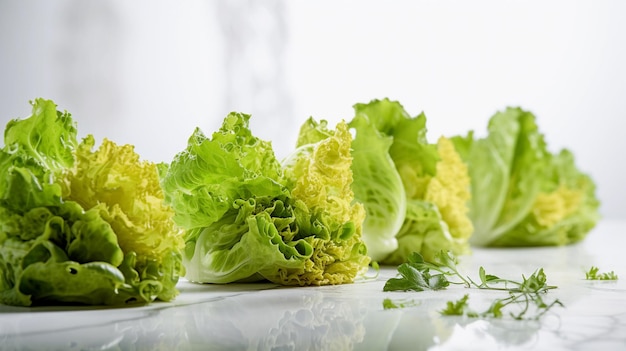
451 107 600 247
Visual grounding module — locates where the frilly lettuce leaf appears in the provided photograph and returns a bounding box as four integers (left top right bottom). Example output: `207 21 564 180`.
422 137 473 254
0 99 75 213
451 107 600 246
66 135 185 301
3 98 77 174
160 113 369 286
282 119 369 284
162 113 285 231
182 196 310 284
0 99 184 306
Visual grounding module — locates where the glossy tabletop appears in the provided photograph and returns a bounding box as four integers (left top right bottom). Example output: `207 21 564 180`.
1 220 625 351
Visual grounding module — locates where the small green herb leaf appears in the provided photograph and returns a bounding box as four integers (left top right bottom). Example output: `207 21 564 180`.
383 262 450 292
427 274 450 290
383 250 563 320
585 266 618 280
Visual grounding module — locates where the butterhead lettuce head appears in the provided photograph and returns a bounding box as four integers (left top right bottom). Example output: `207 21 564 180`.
0 99 184 306
160 112 369 286
346 98 473 264
451 107 600 246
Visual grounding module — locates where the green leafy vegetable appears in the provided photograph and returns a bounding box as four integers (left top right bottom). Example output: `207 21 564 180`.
585 266 618 280
160 113 369 286
384 251 562 320
0 99 184 306
343 115 406 263
451 107 600 247
346 99 473 264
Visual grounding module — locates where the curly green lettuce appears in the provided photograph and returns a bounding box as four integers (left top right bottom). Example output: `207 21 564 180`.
0 98 184 306
66 135 184 301
296 117 405 263
451 107 600 246
160 112 369 286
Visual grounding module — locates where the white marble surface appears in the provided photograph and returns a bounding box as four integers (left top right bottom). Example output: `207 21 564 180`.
1 220 625 351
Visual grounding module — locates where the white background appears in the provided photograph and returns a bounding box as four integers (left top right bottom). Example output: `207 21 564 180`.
1 0 624 219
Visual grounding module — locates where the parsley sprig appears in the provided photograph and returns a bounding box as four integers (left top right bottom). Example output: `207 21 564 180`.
585 266 618 280
383 251 563 320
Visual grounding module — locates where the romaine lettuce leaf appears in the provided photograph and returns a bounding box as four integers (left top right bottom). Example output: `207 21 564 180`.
345 114 405 262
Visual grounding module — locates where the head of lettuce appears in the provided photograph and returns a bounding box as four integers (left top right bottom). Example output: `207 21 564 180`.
159 112 370 285
335 98 474 265
0 99 184 306
451 107 600 247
